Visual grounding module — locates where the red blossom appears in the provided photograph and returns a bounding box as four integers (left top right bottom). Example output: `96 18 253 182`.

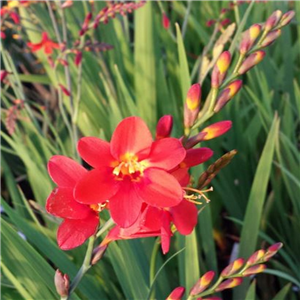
27 32 60 55
46 156 100 250
0 6 20 24
162 13 170 30
75 116 186 228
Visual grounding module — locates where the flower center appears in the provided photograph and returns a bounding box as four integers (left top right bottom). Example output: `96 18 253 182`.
90 201 108 212
112 153 146 181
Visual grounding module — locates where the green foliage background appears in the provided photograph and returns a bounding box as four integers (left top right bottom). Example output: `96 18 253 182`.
1 1 299 299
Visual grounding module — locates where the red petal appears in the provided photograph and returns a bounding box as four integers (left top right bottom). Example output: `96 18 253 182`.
42 32 49 42
200 121 232 140
77 137 115 168
48 155 87 188
171 200 198 235
161 212 172 254
44 45 53 55
135 169 183 208
146 138 186 170
170 168 190 186
110 116 152 160
142 206 163 232
46 187 91 219
27 42 43 52
109 180 143 228
74 169 119 204
180 148 213 168
57 213 99 250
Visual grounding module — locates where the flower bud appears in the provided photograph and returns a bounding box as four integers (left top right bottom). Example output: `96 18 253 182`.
156 115 173 140
238 51 266 75
240 24 261 54
75 51 83 66
242 264 266 276
260 29 281 48
184 84 201 128
215 277 243 292
80 12 92 36
162 13 170 30
199 120 232 141
278 10 295 28
91 244 108 265
62 0 73 9
190 271 215 296
246 249 265 266
263 242 283 261
59 84 71 96
265 10 282 32
0 70 9 82
211 51 231 88
167 286 185 300
206 19 216 27
214 80 242 112
54 269 69 298
221 258 244 277
184 132 207 149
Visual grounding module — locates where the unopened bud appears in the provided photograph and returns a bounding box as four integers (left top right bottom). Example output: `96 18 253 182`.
199 121 232 141
265 10 282 32
184 83 201 128
74 51 83 66
0 70 9 82
54 269 69 298
246 249 265 266
214 80 242 112
215 277 243 292
240 24 261 54
166 286 185 300
156 115 173 140
91 244 108 265
238 51 266 74
162 13 170 30
242 264 266 276
221 258 244 277
206 19 216 27
260 29 281 48
62 0 73 8
211 51 231 88
59 84 71 96
278 11 295 28
263 242 283 261
190 271 215 295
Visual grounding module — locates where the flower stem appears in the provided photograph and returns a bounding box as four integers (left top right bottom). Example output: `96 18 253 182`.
148 239 161 300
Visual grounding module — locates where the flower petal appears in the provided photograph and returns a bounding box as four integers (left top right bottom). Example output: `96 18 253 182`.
146 138 186 170
46 187 91 219
74 169 119 205
78 137 115 168
48 155 87 188
110 116 152 160
161 212 172 254
170 168 190 186
57 213 99 250
171 200 198 235
109 180 143 228
136 169 183 208
179 148 213 168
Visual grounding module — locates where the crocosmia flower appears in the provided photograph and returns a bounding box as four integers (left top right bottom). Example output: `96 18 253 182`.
46 156 100 250
28 32 60 55
75 116 186 228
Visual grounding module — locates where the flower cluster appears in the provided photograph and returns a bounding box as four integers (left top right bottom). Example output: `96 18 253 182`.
167 242 283 300
46 111 232 252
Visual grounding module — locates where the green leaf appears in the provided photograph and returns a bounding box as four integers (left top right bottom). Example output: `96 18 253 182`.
272 283 292 300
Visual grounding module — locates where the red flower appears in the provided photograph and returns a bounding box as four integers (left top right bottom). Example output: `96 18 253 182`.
27 32 60 55
75 116 186 228
0 5 20 24
46 156 100 250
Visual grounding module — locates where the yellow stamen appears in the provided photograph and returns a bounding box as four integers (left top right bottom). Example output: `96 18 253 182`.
183 186 213 204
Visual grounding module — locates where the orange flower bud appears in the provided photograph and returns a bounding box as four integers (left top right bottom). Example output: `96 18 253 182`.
214 80 242 112
211 51 231 88
190 271 215 296
221 258 244 277
184 84 201 128
167 286 185 300
246 249 265 266
265 10 282 32
260 29 281 48
62 0 73 9
242 264 266 276
215 277 243 292
238 51 266 75
156 115 173 140
54 269 69 298
163 13 170 30
199 121 232 141
91 244 108 265
278 11 295 28
263 242 283 261
240 24 261 54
